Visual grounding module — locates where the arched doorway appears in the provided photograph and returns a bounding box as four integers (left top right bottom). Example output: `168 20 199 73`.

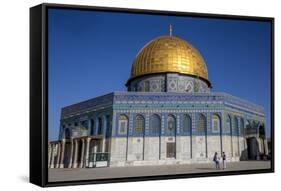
245 121 260 160
246 137 259 160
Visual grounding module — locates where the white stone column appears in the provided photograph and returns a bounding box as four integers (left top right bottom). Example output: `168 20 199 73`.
103 115 109 153
49 144 53 168
94 141 98 153
231 133 234 157
101 139 105 153
85 138 91 167
68 139 74 168
73 139 78 168
79 139 85 168
48 144 52 168
50 144 55 168
101 138 106 153
99 137 105 153
55 142 61 168
59 140 66 168
93 141 98 167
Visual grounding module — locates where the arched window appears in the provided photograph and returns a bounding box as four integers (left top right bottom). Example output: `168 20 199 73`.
97 117 103 135
90 119 95 135
259 123 265 138
240 118 244 136
134 84 138 91
246 120 251 128
60 125 65 139
150 114 161 135
233 117 239 135
105 115 111 138
65 128 71 139
226 115 231 133
197 114 206 133
144 81 150 92
212 114 220 133
245 120 251 135
254 121 259 128
167 114 176 134
118 114 128 135
81 120 88 129
183 114 192 133
135 115 145 135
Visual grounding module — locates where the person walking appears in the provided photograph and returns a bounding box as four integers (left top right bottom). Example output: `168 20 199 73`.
222 152 226 169
213 152 220 169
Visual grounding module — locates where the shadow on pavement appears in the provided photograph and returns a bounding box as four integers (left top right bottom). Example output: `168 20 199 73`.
196 167 216 170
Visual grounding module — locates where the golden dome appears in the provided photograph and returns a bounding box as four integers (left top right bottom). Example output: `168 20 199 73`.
129 35 208 82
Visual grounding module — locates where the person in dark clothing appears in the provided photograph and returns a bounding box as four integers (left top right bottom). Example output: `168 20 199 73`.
213 152 220 169
222 152 226 169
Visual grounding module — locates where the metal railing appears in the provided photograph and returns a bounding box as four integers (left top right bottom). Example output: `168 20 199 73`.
88 152 110 168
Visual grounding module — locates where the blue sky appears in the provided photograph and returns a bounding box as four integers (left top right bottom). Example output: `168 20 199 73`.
48 8 272 141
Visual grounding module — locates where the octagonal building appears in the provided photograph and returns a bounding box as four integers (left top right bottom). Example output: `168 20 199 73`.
48 32 267 169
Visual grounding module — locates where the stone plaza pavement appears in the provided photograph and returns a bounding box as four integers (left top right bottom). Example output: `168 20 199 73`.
48 161 271 182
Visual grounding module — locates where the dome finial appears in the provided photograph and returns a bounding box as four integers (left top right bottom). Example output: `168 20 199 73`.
169 24 173 36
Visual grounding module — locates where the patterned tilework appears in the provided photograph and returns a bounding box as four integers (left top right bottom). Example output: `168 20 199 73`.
127 73 210 93
161 115 165 135
145 113 149 136
59 91 265 139
210 112 222 136
61 93 114 119
113 91 264 116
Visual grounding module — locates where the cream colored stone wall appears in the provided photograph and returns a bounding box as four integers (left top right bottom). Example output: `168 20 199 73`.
127 137 144 161
207 136 221 160
221 135 232 160
176 136 191 160
144 137 160 160
110 135 246 167
192 136 207 159
110 138 127 161
232 136 240 158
